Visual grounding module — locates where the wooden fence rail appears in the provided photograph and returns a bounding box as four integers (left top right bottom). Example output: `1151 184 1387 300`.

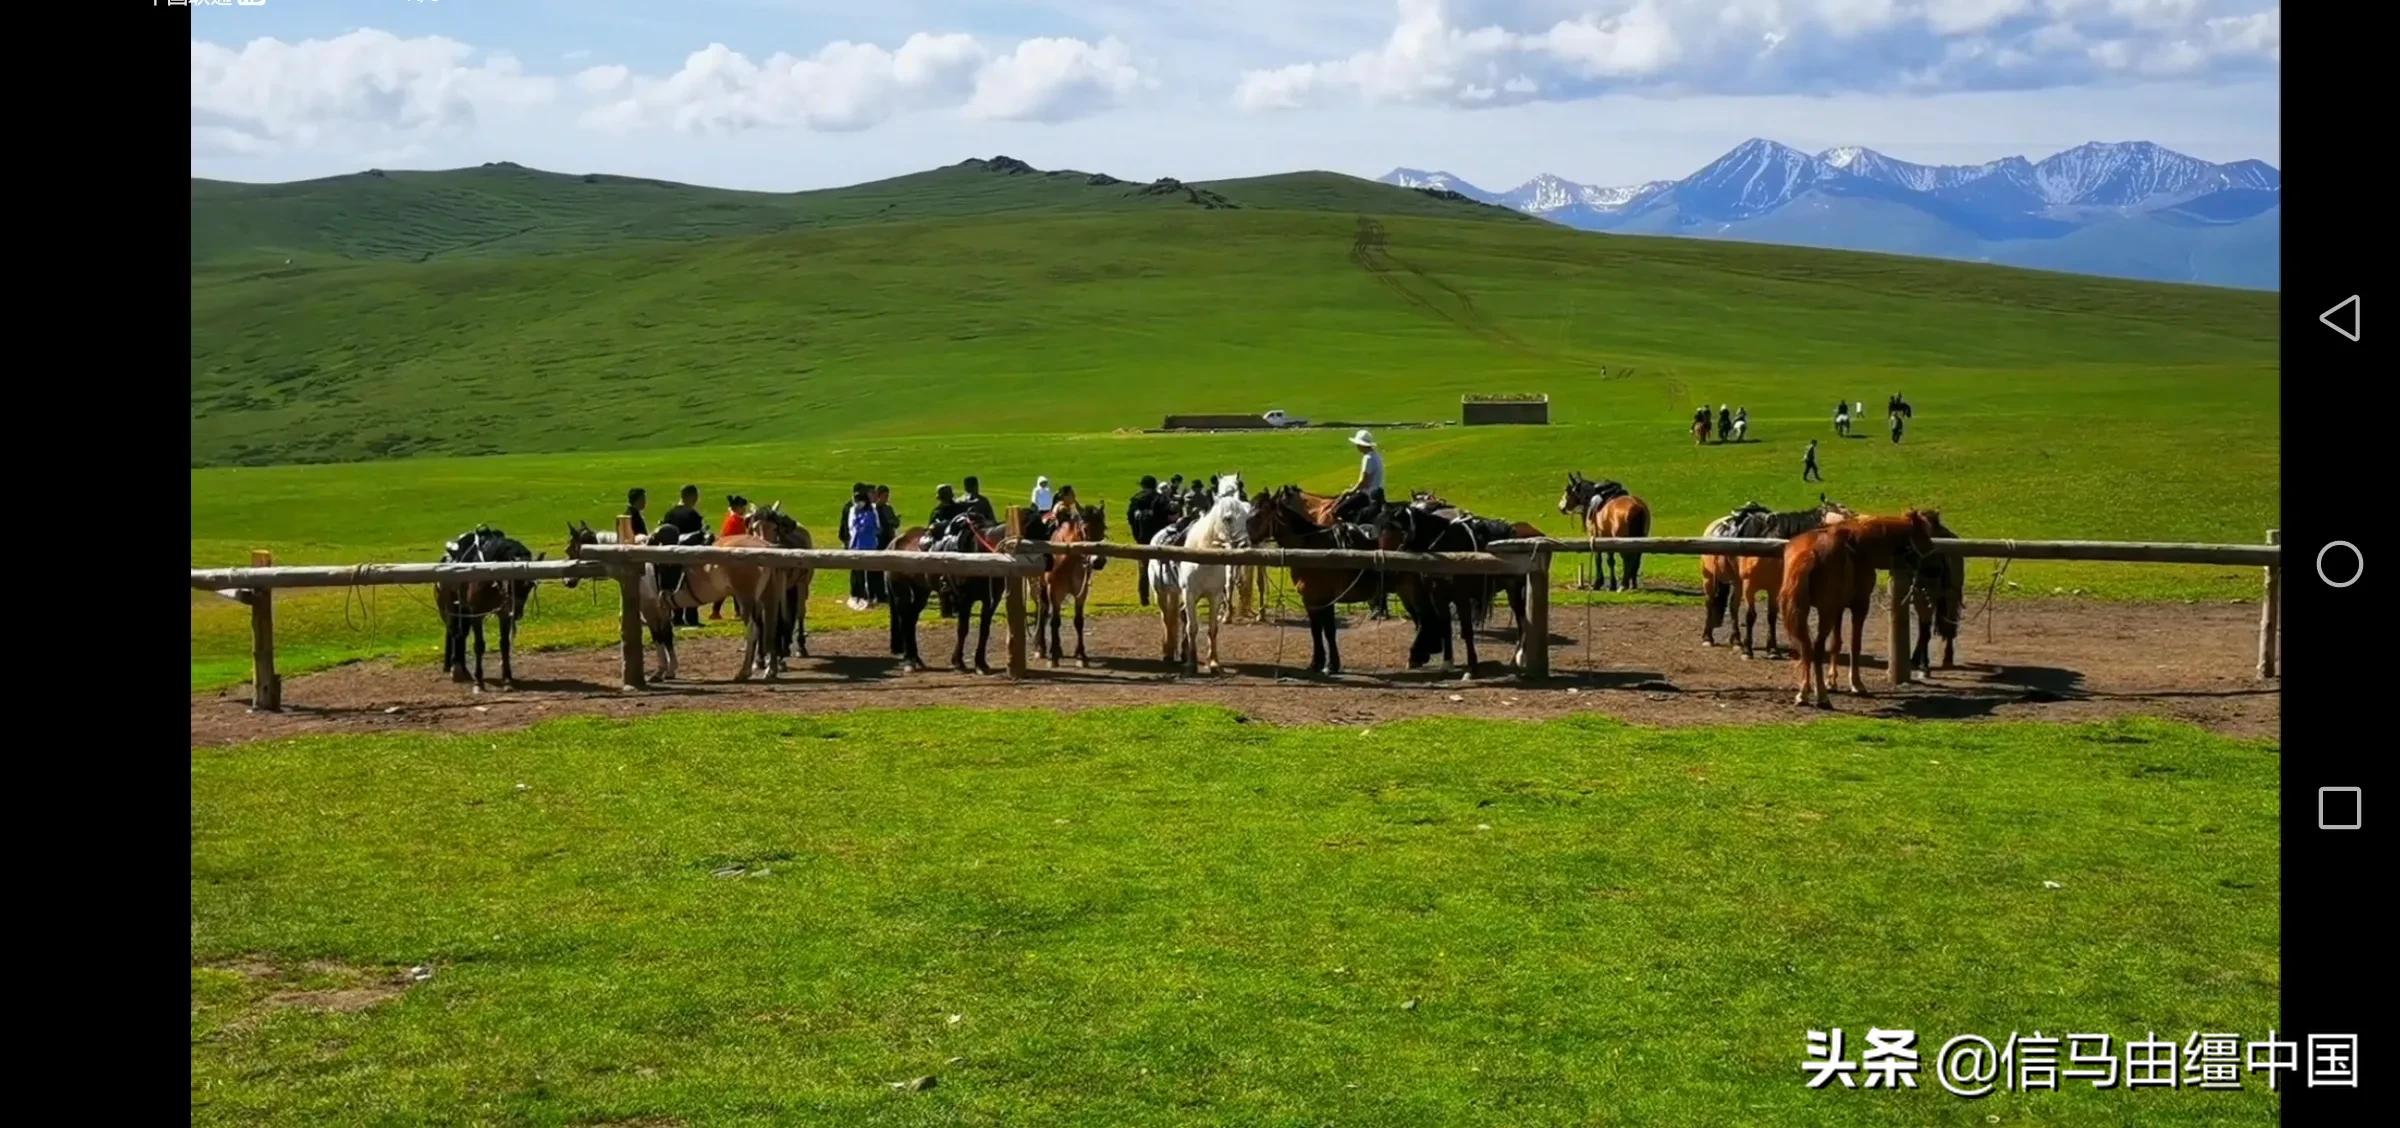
192 528 2282 709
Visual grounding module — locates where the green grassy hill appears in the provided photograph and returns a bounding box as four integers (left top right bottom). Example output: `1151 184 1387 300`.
188 156 2278 684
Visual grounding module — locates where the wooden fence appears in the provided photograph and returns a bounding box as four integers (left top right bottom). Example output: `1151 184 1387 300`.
191 515 2283 712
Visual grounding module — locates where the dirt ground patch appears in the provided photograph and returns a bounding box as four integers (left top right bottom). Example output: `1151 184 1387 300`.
193 598 2277 744
200 957 424 1027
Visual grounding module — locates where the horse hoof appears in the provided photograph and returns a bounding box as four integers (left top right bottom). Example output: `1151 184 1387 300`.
977 664 994 676
1078 658 1091 669
470 684 483 695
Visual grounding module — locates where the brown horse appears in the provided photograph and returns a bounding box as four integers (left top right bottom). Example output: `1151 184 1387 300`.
714 504 814 681
885 514 1007 674
1248 486 1384 676
1557 472 1652 591
1692 416 1711 445
1732 496 1855 659
1036 491 1108 667
1909 513 1965 675
436 528 541 693
1698 503 1772 647
1778 510 1938 707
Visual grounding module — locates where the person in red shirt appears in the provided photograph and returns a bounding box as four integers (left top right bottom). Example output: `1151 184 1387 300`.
712 495 752 619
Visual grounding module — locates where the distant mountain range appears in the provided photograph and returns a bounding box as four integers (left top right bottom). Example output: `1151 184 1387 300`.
1382 140 2279 290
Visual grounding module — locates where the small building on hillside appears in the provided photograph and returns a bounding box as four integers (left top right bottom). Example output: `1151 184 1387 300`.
1462 394 1549 425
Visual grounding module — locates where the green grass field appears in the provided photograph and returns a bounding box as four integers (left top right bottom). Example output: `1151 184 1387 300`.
191 708 2278 1126
188 161 2278 689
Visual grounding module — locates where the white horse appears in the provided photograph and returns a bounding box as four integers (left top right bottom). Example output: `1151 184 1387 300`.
1149 486 1251 673
1729 414 1748 443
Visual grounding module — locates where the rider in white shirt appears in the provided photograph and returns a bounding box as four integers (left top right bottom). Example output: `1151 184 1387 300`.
1338 430 1384 521
1032 476 1054 512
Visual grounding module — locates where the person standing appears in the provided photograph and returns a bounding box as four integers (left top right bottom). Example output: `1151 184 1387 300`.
1032 476 1055 513
958 476 997 524
928 484 960 529
714 495 752 619
869 485 896 604
1127 475 1163 605
623 487 650 540
843 485 877 609
1803 439 1823 482
659 485 708 625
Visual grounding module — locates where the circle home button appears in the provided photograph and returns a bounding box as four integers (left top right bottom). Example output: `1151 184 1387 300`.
2315 541 2364 589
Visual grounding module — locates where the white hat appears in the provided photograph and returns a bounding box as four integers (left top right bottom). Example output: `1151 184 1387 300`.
1351 429 1376 447
1037 476 1050 486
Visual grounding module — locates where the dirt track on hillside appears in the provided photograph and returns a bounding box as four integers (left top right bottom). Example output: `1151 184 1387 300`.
191 598 2279 746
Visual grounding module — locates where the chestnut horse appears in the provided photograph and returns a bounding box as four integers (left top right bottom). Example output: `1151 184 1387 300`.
1778 510 1938 707
716 505 815 681
1699 502 1772 647
1556 472 1652 591
1732 496 1855 660
1036 490 1109 668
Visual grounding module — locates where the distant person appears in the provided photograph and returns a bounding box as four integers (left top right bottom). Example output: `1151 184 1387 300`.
928 484 960 528
714 495 753 619
871 485 898 602
1833 401 1850 437
1334 429 1385 522
660 485 708 625
1032 476 1054 513
1717 405 1733 445
1803 439 1823 482
957 476 998 525
1889 409 1905 444
846 484 878 609
1732 407 1749 443
623 487 650 540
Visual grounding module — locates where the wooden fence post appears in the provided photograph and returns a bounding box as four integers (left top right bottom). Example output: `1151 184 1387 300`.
1525 547 1551 679
615 564 647 692
1887 568 1913 688
248 549 281 712
2258 528 2280 680
1005 506 1029 679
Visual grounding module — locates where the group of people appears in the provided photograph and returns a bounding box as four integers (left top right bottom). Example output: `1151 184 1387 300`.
1691 405 1751 445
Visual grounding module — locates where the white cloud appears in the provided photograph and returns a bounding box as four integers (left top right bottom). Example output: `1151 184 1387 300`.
1235 0 2279 110
580 32 1143 135
190 29 556 157
965 37 1147 122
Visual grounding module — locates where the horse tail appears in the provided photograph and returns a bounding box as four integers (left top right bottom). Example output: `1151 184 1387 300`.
1705 569 1733 631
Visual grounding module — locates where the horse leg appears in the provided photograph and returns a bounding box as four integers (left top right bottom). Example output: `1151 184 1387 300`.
1626 552 1642 591
1304 598 1327 674
500 613 516 690
1845 603 1869 695
950 593 971 671
1788 605 1812 706
446 614 470 682
469 615 487 693
1814 615 1840 708
975 589 997 675
1073 592 1090 667
1455 594 1479 682
1322 605 1343 675
790 582 809 658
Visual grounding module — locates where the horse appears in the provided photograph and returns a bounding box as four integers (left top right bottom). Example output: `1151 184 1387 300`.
1910 513 1964 675
1557 472 1652 591
1731 496 1856 659
435 527 541 693
885 513 1007 674
1889 410 1906 444
1149 485 1251 674
1729 414 1749 443
1834 405 1851 438
1127 486 1179 608
1036 491 1108 668
1699 502 1773 647
1692 414 1712 445
1778 510 1938 708
1248 486 1386 676
1374 504 1530 679
717 504 814 680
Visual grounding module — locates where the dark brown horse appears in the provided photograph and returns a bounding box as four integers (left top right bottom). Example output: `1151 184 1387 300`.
436 527 541 692
1248 486 1384 676
885 514 1007 674
1037 490 1108 668
1557 472 1652 591
1778 511 1938 707
1374 504 1530 679
1910 513 1965 675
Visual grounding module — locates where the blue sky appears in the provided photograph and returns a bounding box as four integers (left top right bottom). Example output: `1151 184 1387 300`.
189 1 2281 191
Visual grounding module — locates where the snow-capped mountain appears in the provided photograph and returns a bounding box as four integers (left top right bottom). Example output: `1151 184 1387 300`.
1375 139 2279 289
1382 168 1498 203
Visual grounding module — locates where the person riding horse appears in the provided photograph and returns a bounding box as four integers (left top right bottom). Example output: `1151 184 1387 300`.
1330 430 1385 523
1716 405 1733 444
